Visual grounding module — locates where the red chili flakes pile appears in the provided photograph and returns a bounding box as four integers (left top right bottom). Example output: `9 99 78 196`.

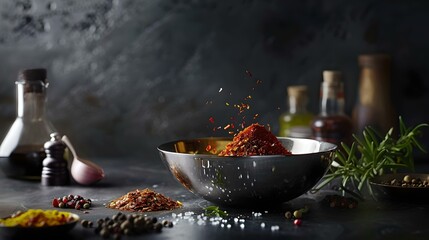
218 123 292 156
107 189 182 212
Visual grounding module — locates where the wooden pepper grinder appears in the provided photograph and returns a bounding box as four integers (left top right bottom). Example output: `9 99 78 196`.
41 132 70 186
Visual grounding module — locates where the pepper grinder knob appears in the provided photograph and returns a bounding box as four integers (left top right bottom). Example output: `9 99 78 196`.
41 132 70 186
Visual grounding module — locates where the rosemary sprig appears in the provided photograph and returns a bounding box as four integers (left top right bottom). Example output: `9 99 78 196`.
315 116 428 199
203 206 228 218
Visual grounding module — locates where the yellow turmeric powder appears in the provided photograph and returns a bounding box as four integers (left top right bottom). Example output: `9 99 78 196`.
0 209 77 227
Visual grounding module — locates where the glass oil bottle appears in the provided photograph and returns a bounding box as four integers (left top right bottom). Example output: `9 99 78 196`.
0 69 56 180
311 70 353 146
278 85 313 138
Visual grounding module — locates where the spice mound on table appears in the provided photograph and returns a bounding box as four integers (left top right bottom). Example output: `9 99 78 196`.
218 123 292 156
107 188 182 212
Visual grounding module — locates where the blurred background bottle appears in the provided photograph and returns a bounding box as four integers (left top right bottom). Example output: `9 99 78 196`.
0 68 57 180
278 85 313 138
352 54 396 136
311 70 353 146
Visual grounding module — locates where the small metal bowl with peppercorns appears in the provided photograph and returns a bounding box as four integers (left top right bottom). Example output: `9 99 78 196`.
158 136 336 208
369 173 429 203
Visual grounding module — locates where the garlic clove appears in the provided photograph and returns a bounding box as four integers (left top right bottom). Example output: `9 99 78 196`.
71 158 105 185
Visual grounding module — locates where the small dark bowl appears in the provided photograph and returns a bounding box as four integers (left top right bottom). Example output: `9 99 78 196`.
158 137 337 207
370 173 429 203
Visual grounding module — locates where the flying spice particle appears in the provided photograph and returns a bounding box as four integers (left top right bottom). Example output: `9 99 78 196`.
208 70 265 135
245 70 253 78
206 145 212 151
209 117 215 124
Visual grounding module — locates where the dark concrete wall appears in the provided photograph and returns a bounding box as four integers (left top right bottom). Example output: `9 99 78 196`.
0 0 428 159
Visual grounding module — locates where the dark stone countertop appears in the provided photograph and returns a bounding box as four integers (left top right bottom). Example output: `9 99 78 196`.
1 157 429 240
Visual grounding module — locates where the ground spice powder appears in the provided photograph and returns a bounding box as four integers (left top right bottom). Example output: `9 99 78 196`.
107 188 182 212
0 209 75 227
219 123 292 156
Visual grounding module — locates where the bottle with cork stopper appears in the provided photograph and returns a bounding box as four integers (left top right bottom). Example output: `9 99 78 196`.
311 70 353 146
41 132 70 186
0 68 57 180
278 85 313 138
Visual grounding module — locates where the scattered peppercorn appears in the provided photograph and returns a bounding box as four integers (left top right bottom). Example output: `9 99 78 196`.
284 206 308 226
284 211 292 219
323 195 358 209
52 194 92 210
81 212 174 239
293 210 302 219
293 219 302 226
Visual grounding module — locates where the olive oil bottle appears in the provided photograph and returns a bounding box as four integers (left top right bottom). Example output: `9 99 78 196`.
279 85 313 138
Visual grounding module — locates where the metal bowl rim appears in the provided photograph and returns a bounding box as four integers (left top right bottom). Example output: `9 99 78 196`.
157 137 337 158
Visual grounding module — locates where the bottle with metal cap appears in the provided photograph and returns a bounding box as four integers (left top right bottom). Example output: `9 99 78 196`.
0 68 57 180
311 70 353 146
278 85 314 138
41 133 70 186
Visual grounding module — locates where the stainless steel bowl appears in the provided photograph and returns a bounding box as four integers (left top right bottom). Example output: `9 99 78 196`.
158 137 336 207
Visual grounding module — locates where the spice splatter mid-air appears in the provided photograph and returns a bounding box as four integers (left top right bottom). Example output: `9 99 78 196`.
209 117 215 124
207 70 265 137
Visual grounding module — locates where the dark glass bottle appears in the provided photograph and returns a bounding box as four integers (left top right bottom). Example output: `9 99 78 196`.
311 71 353 146
0 69 56 180
352 54 396 136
